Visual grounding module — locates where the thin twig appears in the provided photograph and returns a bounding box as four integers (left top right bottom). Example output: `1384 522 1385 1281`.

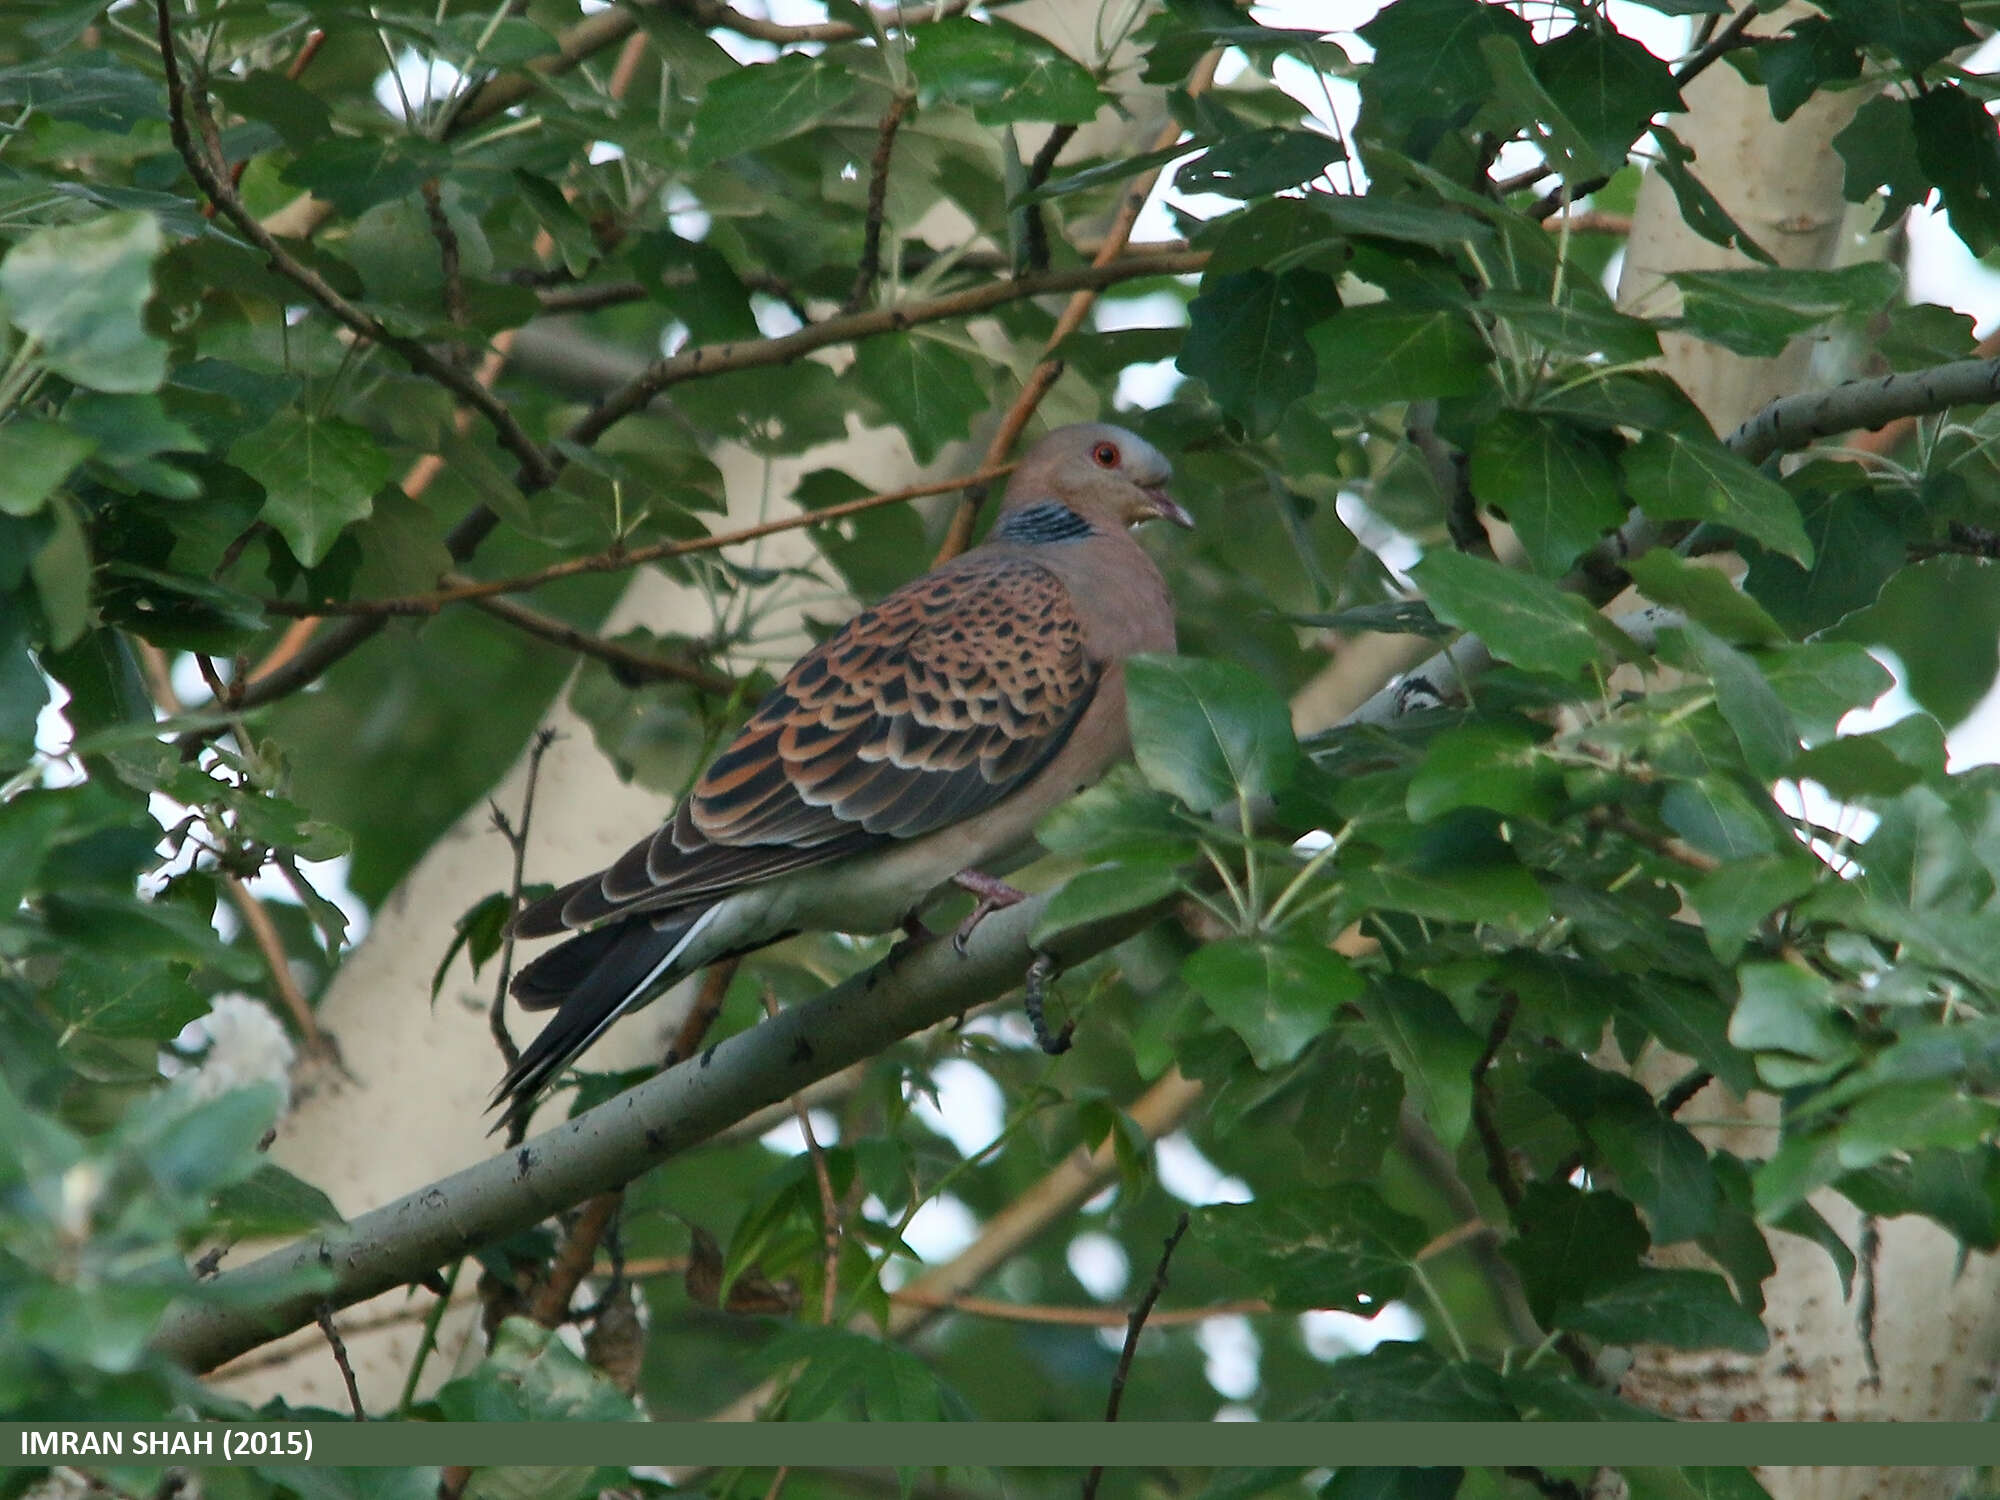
472 593 737 694
490 727 559 1085
665 957 742 1067
1659 1067 1713 1118
1020 124 1080 274
671 0 977 46
315 1302 365 1420
530 1189 624 1327
846 92 915 314
1471 990 1523 1211
568 250 1205 454
763 1469 792 1500
764 984 842 1323
420 179 472 336
935 52 1224 562
222 874 333 1060
258 462 1021 618
1082 1211 1190 1500
154 0 556 491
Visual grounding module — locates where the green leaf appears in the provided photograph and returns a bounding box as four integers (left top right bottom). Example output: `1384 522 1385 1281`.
435 1316 642 1422
852 333 987 464
1125 653 1302 814
1620 430 1812 565
1356 976 1483 1148
1651 125 1773 265
29 498 91 649
1468 411 1625 576
0 210 167 393
1410 549 1612 679
1562 1267 1770 1353
1179 269 1339 436
1690 851 1819 962
760 1325 971 1421
1033 860 1182 948
627 230 759 344
1815 0 1973 74
1531 1054 1718 1243
1757 20 1862 123
1911 85 2000 257
1307 305 1489 411
1301 1341 1518 1421
1481 290 1662 365
1321 1471 1463 1500
1667 262 1901 358
0 417 94 516
432 891 515 1000
687 53 856 164
1503 1181 1649 1325
209 1162 346 1237
1758 640 1893 742
1179 128 1346 199
1299 1045 1405 1184
908 17 1106 125
1181 935 1360 1069
56 953 207 1041
1346 856 1552 929
279 136 449 215
1315 194 1493 249
1197 1183 1427 1311
231 411 397 567
1729 962 1857 1087
1834 96 1928 232
1626 549 1785 646
1622 1471 1770 1500
1406 720 1558 822
1831 556 2000 727
1532 22 1682 175
1036 766 1197 864
1668 625 1798 780
1788 714 1945 799
1358 0 1534 144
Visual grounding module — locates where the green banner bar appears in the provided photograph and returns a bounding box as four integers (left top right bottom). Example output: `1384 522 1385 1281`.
4 1423 2000 1468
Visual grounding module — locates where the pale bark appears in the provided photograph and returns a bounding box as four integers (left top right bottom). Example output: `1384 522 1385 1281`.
1608 9 2000 1464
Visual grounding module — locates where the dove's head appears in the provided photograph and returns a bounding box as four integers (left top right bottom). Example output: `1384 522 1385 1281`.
1002 422 1192 532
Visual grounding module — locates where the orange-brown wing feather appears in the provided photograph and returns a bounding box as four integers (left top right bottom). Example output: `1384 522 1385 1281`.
513 557 1098 937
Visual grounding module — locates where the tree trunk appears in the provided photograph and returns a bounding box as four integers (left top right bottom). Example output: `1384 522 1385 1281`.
1610 11 2000 1468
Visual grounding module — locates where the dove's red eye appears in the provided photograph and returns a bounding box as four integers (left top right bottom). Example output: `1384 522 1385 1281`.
1091 442 1120 468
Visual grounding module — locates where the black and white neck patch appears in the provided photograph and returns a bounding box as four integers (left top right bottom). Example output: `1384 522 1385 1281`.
996 501 1095 544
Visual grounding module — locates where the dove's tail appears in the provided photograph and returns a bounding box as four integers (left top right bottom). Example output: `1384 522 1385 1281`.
489 903 720 1134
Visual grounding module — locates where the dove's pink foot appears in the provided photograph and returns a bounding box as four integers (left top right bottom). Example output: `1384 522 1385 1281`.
950 869 1027 954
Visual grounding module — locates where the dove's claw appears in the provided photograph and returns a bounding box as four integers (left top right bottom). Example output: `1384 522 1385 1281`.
949 869 1027 954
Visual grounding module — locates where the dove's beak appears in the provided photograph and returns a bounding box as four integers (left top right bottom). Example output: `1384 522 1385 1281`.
1142 485 1195 529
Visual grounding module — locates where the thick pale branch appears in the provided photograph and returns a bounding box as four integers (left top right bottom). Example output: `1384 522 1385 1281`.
148 892 1169 1374
1729 354 2000 467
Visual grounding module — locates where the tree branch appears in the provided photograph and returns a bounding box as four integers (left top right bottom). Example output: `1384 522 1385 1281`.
1728 353 2000 467
566 250 1206 452
149 892 1175 1374
153 0 556 492
845 92 916 314
256 462 1020 619
469 593 738 696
